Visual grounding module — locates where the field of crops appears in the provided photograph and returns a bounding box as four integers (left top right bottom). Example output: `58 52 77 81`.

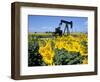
28 33 88 66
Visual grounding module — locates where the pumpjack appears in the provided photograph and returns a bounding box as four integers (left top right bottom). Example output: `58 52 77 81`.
54 20 73 36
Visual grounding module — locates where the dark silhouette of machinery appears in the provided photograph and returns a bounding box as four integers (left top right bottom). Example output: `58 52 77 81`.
54 26 62 36
54 20 73 36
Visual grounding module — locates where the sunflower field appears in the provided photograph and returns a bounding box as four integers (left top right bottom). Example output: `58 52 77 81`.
28 33 88 66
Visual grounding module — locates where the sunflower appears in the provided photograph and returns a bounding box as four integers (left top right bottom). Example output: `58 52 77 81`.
39 40 54 65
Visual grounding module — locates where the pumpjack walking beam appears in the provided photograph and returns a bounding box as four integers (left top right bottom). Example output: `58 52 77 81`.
59 20 73 35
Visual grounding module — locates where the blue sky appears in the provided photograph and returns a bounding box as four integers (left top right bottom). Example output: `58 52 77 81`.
28 15 88 33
